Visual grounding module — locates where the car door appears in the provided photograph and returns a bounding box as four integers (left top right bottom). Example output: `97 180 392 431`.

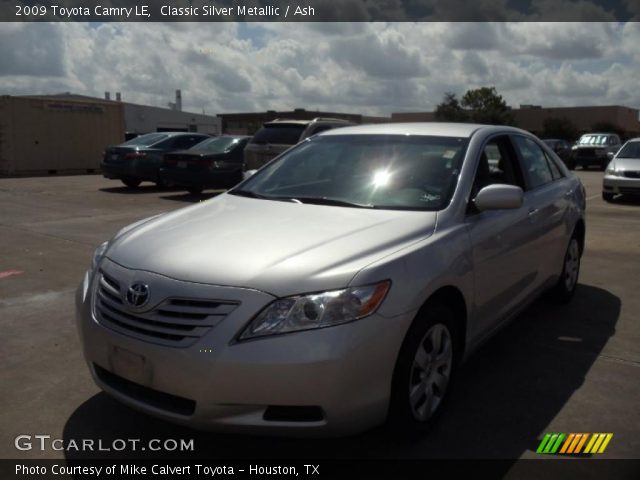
511 134 572 285
465 135 540 339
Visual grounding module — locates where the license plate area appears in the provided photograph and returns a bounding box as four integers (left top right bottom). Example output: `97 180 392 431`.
108 346 151 386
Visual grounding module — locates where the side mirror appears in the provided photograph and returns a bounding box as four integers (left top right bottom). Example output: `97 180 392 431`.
607 151 615 160
474 184 524 211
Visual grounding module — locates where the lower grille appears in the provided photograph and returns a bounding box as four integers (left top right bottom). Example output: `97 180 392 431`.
94 364 196 416
94 271 239 347
619 187 640 195
623 171 640 179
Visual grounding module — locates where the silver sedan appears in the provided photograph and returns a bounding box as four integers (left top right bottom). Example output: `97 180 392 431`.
603 138 640 201
76 123 586 436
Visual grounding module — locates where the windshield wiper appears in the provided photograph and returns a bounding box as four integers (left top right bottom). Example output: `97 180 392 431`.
229 190 305 203
228 189 268 199
288 196 373 208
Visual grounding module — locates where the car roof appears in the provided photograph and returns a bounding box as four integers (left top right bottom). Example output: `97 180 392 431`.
151 132 208 137
319 122 516 138
264 118 352 127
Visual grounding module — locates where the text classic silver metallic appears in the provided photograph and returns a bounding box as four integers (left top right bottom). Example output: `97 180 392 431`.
76 123 586 436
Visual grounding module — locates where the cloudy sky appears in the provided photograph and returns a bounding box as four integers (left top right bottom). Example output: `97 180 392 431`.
1 22 639 116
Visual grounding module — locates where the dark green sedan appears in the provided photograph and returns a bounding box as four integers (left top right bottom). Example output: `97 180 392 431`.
160 135 250 194
102 132 210 188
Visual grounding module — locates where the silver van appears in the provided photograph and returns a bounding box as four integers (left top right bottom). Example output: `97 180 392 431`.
77 123 586 436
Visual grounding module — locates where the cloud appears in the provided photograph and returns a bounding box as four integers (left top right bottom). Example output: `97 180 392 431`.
0 22 638 116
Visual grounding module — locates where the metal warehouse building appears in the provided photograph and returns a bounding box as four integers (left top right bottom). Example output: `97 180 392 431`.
0 95 125 176
0 93 222 176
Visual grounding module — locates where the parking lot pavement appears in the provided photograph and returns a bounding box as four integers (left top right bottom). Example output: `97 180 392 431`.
0 172 638 462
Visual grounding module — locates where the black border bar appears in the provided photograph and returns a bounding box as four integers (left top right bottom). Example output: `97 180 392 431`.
2 0 638 22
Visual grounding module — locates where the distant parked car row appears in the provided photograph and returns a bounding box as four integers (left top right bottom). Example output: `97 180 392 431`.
542 133 622 171
101 117 353 192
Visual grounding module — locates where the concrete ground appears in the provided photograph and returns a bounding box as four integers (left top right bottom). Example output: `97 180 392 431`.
0 172 638 464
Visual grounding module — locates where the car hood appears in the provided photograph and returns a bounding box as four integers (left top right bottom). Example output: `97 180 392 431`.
105 194 436 297
612 157 640 170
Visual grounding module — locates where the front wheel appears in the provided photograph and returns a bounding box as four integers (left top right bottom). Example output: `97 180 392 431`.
388 303 457 435
551 235 581 303
121 177 141 188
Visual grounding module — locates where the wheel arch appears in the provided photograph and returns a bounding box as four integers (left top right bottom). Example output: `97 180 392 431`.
415 286 468 364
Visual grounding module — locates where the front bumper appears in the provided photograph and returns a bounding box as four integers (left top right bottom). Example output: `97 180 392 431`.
602 174 640 196
75 259 412 437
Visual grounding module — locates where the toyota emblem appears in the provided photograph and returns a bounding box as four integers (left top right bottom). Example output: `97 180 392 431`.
125 282 150 308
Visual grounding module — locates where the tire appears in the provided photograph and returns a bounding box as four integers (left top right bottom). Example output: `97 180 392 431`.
602 192 614 202
550 235 581 303
566 159 576 170
600 160 608 171
155 178 169 189
121 177 141 188
388 303 458 435
187 186 203 195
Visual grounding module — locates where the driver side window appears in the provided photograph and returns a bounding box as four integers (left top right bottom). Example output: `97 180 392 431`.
471 136 523 202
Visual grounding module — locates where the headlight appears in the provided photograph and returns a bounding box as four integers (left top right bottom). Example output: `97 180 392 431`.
90 241 109 272
239 281 391 340
605 164 623 177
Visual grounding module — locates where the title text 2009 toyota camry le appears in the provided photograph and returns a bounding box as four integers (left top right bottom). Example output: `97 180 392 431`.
76 123 586 436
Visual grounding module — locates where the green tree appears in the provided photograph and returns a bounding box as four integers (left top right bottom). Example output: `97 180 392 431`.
434 92 469 122
461 86 515 125
542 117 579 141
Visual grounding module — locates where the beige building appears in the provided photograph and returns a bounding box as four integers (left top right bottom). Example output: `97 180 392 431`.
513 105 640 137
0 95 124 176
391 105 640 138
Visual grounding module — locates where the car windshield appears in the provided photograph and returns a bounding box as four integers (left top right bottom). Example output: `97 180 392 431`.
578 135 610 146
616 142 640 159
232 134 469 211
121 133 168 146
191 137 241 154
250 124 306 145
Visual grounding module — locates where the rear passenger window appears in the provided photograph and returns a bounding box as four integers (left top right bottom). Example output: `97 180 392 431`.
512 136 554 189
545 153 564 180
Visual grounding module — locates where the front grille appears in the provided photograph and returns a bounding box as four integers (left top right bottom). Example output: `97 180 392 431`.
623 171 640 179
94 270 239 347
576 148 595 158
619 187 640 195
94 364 196 416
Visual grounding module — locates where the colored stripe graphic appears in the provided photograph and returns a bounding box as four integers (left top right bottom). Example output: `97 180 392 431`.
537 433 552 453
598 434 613 453
567 433 583 453
559 433 575 454
538 433 613 455
575 433 589 453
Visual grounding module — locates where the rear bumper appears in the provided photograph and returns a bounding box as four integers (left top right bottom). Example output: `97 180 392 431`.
603 175 640 196
101 161 159 181
159 168 239 189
